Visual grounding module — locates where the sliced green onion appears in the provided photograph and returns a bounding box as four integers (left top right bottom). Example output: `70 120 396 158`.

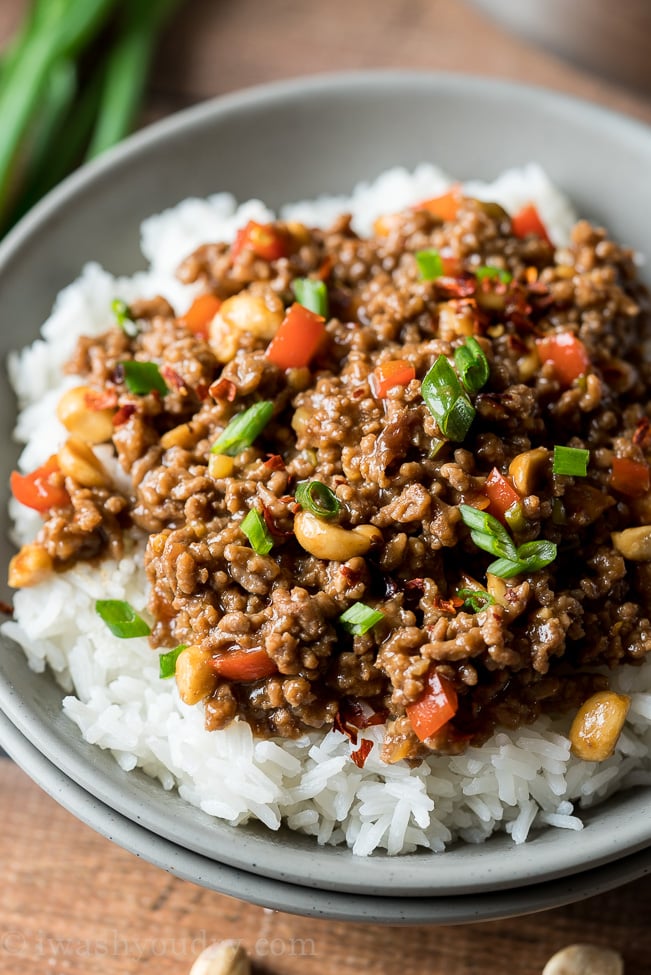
95 599 151 638
159 644 186 679
295 480 340 520
504 501 527 533
415 249 444 280
457 588 496 613
421 356 476 441
293 278 329 317
553 445 589 477
459 505 518 561
339 602 385 636
211 401 274 457
121 360 168 396
475 265 512 285
112 298 138 337
454 336 490 393
459 504 556 578
240 508 274 555
487 540 558 579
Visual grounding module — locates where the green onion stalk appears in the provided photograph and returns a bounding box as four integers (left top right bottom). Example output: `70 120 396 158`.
0 0 183 233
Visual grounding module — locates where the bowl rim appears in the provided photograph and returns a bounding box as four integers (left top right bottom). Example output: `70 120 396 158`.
2 69 651 898
3 706 651 925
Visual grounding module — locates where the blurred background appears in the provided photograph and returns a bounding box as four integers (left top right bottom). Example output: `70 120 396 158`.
0 0 650 236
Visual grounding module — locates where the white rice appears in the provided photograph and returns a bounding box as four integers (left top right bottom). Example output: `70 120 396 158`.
5 162 651 856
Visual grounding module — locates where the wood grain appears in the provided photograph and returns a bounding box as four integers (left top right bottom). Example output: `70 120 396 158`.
2 1 651 972
2 763 651 975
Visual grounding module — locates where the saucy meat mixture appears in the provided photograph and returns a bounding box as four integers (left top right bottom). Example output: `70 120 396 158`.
9 191 651 763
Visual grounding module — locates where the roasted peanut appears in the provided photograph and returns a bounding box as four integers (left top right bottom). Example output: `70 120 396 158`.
486 572 506 606
437 302 474 341
516 343 540 382
294 510 382 561
542 943 624 975
569 690 630 762
209 291 284 363
175 645 218 705
190 941 251 975
508 446 549 496
57 437 110 488
208 454 235 478
160 422 196 450
56 385 114 443
611 526 651 561
8 543 53 588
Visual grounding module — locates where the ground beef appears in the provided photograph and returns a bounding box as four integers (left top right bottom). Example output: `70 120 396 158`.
23 194 651 762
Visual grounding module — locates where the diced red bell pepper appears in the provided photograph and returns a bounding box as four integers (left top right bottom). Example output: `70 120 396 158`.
10 456 70 512
181 294 222 339
610 457 651 497
265 302 326 370
210 648 278 681
370 359 416 398
511 204 552 246
406 669 458 742
231 220 289 263
414 186 461 222
536 332 590 387
484 467 521 522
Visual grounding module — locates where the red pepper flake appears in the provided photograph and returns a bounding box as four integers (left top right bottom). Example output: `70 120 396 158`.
84 389 118 410
633 417 651 448
113 403 137 427
160 365 188 393
209 378 237 402
340 564 363 586
263 454 286 472
195 383 210 402
351 739 374 768
335 697 387 744
432 596 463 613
436 275 477 298
262 504 292 539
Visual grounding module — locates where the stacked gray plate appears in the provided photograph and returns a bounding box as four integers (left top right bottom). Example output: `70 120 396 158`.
2 72 651 922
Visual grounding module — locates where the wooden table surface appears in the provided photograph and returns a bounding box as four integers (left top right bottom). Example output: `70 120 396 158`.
2 2 651 973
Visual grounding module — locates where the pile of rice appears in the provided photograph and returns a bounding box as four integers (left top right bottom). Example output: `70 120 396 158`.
4 163 651 856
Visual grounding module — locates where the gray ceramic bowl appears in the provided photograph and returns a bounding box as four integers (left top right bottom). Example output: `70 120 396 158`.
2 71 651 917
2 708 651 924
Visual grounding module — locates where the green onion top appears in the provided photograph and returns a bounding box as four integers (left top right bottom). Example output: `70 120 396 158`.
293 278 329 317
159 645 186 679
459 505 517 561
457 588 496 613
339 602 385 636
459 504 557 579
486 540 558 580
241 508 274 555
421 355 476 441
95 599 151 639
295 480 340 520
553 445 589 477
475 265 512 285
211 401 274 456
415 249 444 280
454 336 490 394
112 298 138 337
121 360 168 396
